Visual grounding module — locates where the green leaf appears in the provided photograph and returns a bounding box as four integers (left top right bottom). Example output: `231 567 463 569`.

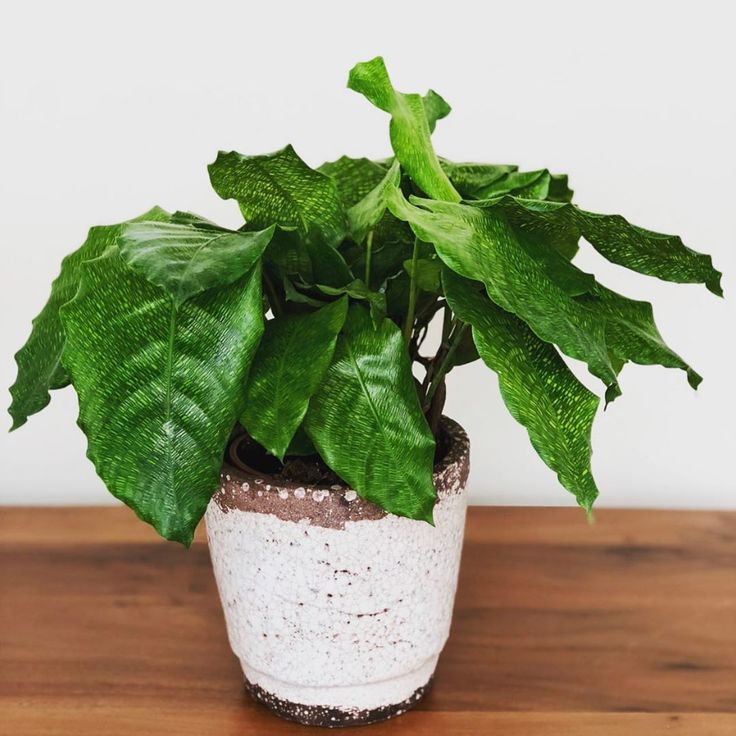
386 186 622 397
319 156 390 209
242 298 348 460
403 257 442 293
317 279 387 326
118 219 275 306
341 215 415 287
209 145 352 287
59 249 264 544
488 196 723 295
348 56 460 202
451 326 480 367
443 269 600 512
475 169 574 202
282 277 327 308
264 226 353 287
440 160 518 198
514 231 701 387
422 89 451 132
439 160 574 204
346 160 401 243
586 284 702 389
547 173 575 203
303 306 436 521
285 426 317 456
209 145 346 246
9 206 169 430
389 187 703 402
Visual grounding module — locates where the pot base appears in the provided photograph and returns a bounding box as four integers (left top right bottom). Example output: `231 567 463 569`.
244 675 432 728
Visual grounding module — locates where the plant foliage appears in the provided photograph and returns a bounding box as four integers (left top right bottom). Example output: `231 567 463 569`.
10 57 722 542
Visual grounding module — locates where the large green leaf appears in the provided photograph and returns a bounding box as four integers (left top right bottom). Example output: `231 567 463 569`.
348 56 460 202
209 145 346 246
209 145 351 287
242 298 348 460
486 196 722 295
59 249 264 544
386 186 622 398
515 231 701 386
443 270 600 511
303 306 436 521
346 160 401 243
118 219 274 305
9 206 168 430
389 188 702 401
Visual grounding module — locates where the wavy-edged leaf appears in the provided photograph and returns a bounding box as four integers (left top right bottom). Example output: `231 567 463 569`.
118 219 274 305
242 298 348 459
386 186 622 398
587 284 701 388
8 206 168 430
485 196 722 295
303 306 436 521
422 89 451 132
348 56 460 202
390 188 703 401
547 173 575 203
515 231 701 387
346 160 401 243
444 270 599 510
209 145 346 246
319 156 390 209
59 250 264 544
439 159 574 204
473 169 574 203
209 146 351 287
440 160 518 198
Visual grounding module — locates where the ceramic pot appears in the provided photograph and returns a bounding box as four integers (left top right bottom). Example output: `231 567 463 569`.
205 416 469 727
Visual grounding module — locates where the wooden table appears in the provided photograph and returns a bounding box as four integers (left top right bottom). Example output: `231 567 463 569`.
1 507 734 735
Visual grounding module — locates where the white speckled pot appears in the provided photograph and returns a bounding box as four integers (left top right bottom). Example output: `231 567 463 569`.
205 417 469 727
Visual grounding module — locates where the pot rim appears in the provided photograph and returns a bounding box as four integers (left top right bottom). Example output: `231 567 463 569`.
223 415 470 495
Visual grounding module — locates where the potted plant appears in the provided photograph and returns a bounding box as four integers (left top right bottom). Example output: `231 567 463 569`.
9 56 721 727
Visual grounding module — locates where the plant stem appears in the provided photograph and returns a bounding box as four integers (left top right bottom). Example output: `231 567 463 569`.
262 270 283 318
364 230 374 288
424 322 468 410
403 236 421 348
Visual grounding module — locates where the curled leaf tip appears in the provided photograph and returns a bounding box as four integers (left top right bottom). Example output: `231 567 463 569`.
707 272 724 298
604 383 622 409
687 369 703 391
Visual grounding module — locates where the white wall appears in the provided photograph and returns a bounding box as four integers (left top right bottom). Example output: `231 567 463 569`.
1 0 734 509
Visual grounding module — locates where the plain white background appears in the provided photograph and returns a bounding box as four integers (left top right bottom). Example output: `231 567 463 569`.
1 0 734 509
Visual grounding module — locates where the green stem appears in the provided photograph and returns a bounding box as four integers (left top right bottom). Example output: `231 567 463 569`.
262 270 283 318
403 236 421 348
364 230 374 288
424 322 468 409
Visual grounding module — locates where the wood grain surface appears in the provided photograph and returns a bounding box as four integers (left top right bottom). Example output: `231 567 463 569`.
1 506 734 735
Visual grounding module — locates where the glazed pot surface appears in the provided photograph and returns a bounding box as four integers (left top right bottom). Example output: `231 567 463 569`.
205 417 469 727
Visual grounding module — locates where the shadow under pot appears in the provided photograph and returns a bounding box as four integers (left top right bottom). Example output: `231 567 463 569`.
205 416 470 727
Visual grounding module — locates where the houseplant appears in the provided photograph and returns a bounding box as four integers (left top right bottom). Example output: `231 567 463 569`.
9 56 721 726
